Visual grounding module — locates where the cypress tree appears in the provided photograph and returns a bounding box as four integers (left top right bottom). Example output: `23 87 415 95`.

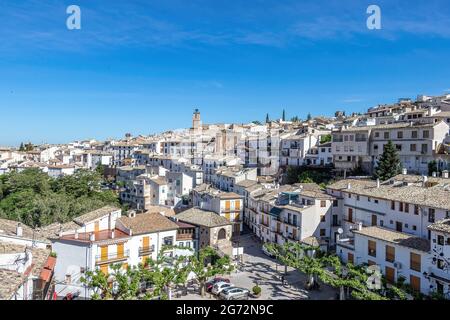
266 113 270 123
374 140 402 181
282 109 286 121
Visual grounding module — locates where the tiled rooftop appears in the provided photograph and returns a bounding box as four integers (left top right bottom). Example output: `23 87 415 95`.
175 207 232 228
353 226 430 252
328 175 450 211
118 212 179 235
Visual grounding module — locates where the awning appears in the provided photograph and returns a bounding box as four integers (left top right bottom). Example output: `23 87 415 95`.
44 257 57 271
40 268 53 282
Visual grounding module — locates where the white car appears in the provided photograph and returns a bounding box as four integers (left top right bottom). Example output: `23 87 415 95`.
211 282 234 295
219 287 250 300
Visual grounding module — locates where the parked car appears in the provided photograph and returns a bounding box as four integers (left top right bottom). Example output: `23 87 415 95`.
219 287 250 300
262 245 275 258
212 282 234 295
206 277 230 293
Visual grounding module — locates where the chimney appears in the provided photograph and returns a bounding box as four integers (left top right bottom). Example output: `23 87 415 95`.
432 171 437 178
402 168 407 175
443 170 449 179
74 231 79 239
111 230 115 239
422 175 428 187
89 233 95 242
376 179 380 188
357 222 363 231
16 223 23 237
347 183 351 190
128 210 136 218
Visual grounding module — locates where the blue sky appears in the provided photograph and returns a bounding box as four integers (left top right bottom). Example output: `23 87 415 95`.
1 0 450 146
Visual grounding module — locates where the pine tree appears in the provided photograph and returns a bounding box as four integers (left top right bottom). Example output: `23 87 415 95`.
374 140 402 181
19 142 25 151
282 109 286 121
266 113 270 123
307 113 312 121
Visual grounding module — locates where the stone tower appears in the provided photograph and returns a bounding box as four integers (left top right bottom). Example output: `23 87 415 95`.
192 108 201 130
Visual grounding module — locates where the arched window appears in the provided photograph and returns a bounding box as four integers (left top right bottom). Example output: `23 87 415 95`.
218 228 226 240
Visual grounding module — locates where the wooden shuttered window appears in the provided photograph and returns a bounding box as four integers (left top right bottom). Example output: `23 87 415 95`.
410 252 421 272
385 245 395 263
368 240 377 257
410 275 421 293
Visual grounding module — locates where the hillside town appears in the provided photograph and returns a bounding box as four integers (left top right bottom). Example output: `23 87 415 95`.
1 93 450 300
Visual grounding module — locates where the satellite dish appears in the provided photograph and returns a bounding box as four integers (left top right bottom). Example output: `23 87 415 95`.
337 228 344 234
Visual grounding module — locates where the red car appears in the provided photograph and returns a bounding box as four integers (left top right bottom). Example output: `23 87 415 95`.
206 277 230 293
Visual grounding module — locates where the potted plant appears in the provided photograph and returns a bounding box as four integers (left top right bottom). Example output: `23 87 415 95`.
252 285 262 298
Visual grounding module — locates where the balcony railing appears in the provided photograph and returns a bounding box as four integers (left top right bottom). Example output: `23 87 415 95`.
139 246 154 257
96 250 129 265
176 234 194 241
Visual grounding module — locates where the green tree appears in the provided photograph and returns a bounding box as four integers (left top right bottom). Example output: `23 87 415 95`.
307 113 312 121
19 143 25 152
252 120 262 125
0 168 119 227
265 242 409 300
290 116 300 123
428 160 438 177
374 140 402 181
265 113 270 123
282 109 286 121
320 134 332 144
188 246 234 296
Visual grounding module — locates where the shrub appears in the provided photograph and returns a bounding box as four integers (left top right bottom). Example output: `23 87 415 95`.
252 285 261 295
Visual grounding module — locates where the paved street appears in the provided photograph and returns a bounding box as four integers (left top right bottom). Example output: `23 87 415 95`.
175 232 338 300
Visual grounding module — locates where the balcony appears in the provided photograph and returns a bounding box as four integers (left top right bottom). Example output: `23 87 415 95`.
138 246 154 257
176 234 194 241
96 250 129 265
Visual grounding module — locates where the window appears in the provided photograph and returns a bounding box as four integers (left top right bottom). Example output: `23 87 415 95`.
423 130 430 138
368 240 377 257
320 215 326 222
397 131 403 139
348 208 353 222
391 201 395 210
320 200 326 207
428 209 435 223
374 199 379 204
385 245 395 262
411 131 418 138
320 229 326 237
437 259 445 270
163 236 173 246
412 225 417 231
404 203 409 213
410 275 421 293
437 235 445 246
375 132 380 138
384 132 390 139
414 205 419 215
348 193 351 199
356 195 360 201
399 202 403 212
396 144 402 151
421 144 428 154
410 252 421 272
410 144 417 152
333 200 338 207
